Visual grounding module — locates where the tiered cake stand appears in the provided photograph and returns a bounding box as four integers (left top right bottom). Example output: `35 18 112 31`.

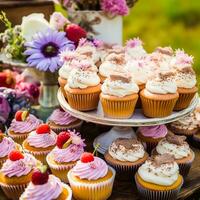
57 88 199 154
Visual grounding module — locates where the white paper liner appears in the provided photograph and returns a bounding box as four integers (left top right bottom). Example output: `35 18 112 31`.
62 183 72 200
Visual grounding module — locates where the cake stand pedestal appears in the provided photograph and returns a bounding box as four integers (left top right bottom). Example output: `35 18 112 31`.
57 88 198 154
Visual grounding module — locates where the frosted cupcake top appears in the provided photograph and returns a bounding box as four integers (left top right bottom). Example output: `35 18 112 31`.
101 73 139 97
20 175 63 200
156 134 191 159
146 72 177 94
138 154 179 186
109 138 145 162
1 153 38 177
125 38 147 60
72 156 108 180
48 108 78 126
138 125 168 139
0 136 16 158
9 114 42 133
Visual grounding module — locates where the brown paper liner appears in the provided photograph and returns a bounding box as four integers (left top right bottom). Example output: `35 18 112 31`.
140 90 179 118
100 93 138 119
174 87 198 111
8 131 29 145
65 84 101 111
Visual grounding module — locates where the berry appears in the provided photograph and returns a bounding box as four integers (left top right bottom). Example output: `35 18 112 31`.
32 166 49 185
56 131 71 149
36 124 50 134
15 111 23 121
80 152 94 163
65 24 87 44
21 111 29 121
8 150 24 161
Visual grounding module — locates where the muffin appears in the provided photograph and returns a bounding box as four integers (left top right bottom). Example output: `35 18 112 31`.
65 60 101 111
135 154 183 200
0 133 22 168
8 110 42 145
22 124 57 164
104 138 148 180
172 50 198 110
68 152 116 200
140 72 179 118
20 166 72 200
100 72 139 118
137 125 168 153
154 133 195 177
0 150 40 200
47 108 83 133
47 130 85 183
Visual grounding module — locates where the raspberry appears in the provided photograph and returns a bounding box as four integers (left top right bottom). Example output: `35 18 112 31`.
80 152 94 163
65 24 87 44
56 131 71 149
8 150 24 161
36 124 50 134
15 111 23 121
32 166 49 185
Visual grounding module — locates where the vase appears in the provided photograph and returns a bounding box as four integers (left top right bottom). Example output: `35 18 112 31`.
68 11 123 45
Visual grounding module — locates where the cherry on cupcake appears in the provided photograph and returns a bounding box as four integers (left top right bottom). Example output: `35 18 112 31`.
36 124 50 134
8 150 24 161
15 110 29 121
81 152 94 163
32 165 49 185
56 131 71 149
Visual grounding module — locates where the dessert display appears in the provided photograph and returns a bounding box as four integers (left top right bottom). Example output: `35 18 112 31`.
68 152 116 200
154 133 195 177
104 138 148 179
20 166 72 200
47 108 83 133
8 110 42 145
135 154 183 200
22 124 57 164
0 150 40 200
47 130 85 183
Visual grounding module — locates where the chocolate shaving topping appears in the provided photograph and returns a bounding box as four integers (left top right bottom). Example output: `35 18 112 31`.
155 47 174 56
81 52 93 57
166 134 186 145
110 74 131 83
111 54 126 65
149 154 175 167
114 138 141 150
177 67 195 75
158 72 175 81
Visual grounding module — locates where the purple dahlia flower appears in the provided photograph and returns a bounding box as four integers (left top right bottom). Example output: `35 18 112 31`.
24 29 75 72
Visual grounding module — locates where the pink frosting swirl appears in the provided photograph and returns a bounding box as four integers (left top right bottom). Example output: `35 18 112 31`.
27 131 57 148
9 114 42 133
48 109 78 126
138 125 168 139
20 175 63 200
0 137 16 158
1 153 37 177
72 157 108 180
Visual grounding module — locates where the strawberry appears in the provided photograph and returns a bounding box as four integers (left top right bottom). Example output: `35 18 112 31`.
8 150 24 161
56 131 71 149
80 152 94 163
15 110 29 121
32 165 49 185
65 24 87 44
36 124 50 134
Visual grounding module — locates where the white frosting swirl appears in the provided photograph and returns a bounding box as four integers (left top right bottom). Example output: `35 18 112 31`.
125 46 147 60
58 63 73 79
101 78 139 97
175 72 196 89
156 138 191 159
138 159 179 186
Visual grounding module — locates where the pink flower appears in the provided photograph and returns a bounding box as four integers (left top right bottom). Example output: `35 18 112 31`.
175 49 194 65
126 37 143 48
101 0 129 16
50 12 70 31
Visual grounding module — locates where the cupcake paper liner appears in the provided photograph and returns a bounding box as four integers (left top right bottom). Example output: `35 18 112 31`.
8 132 29 145
144 141 159 154
100 95 138 119
135 175 183 200
192 134 200 148
68 167 116 200
0 183 27 200
62 183 72 200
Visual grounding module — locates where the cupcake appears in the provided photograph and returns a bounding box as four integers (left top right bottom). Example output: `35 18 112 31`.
0 133 22 168
137 125 168 153
65 60 101 111
104 138 148 180
8 110 42 145
47 108 83 133
135 154 183 200
140 72 179 118
47 130 85 183
0 150 40 200
154 133 195 177
99 53 126 82
22 124 57 164
20 166 72 200
100 72 139 118
68 152 116 200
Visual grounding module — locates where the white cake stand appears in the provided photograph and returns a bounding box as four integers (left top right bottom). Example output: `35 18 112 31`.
57 88 199 154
